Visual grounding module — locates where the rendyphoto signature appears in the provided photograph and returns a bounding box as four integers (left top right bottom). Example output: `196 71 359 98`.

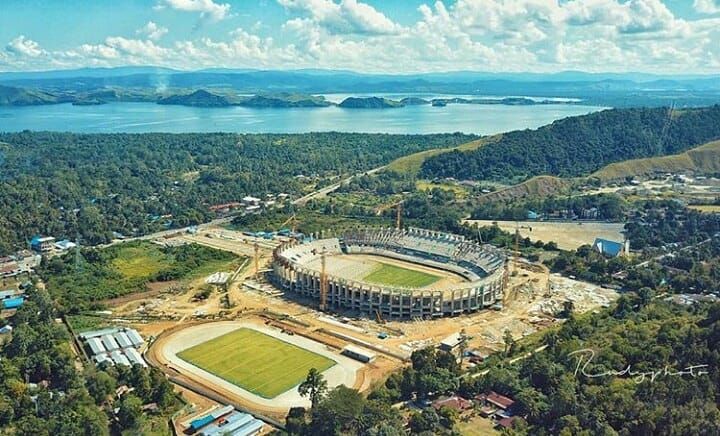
569 348 710 384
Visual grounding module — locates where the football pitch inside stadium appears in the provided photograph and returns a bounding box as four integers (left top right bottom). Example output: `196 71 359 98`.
363 262 441 288
177 328 335 398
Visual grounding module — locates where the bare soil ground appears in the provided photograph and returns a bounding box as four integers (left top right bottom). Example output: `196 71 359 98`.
128 229 617 419
466 219 625 250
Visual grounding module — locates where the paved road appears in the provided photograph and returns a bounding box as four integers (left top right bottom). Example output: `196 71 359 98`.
292 165 387 206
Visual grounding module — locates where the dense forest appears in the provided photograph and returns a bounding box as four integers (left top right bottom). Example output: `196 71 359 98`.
0 131 475 254
421 105 720 183
468 299 720 435
0 286 182 435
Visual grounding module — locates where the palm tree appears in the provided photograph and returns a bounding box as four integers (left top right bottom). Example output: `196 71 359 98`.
298 368 328 409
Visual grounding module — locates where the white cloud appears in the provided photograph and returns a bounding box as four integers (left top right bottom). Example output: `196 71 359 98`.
136 21 168 40
155 0 231 22
277 0 402 34
5 35 45 57
694 0 720 14
2 0 720 74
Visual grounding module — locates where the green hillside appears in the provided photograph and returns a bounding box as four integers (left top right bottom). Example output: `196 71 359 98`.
592 140 720 181
420 105 720 183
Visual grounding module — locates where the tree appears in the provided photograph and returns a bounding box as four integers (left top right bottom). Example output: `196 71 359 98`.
298 368 328 409
503 329 515 356
408 408 440 434
85 369 116 405
285 407 308 435
117 394 143 430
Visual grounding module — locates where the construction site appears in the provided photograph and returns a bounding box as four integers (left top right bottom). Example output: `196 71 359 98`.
92 214 619 427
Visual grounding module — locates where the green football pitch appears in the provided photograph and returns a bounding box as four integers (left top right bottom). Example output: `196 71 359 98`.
363 262 441 288
177 328 335 399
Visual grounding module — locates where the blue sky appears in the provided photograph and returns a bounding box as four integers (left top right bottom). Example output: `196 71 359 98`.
1 0 719 73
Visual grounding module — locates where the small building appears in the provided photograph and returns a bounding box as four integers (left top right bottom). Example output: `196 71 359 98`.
432 396 473 413
496 416 521 430
124 347 147 367
110 350 131 366
477 391 516 414
54 240 77 251
87 337 106 355
593 238 629 257
0 262 21 279
0 289 20 300
341 345 376 363
527 210 539 220
199 412 255 436
245 205 261 214
125 328 144 347
93 354 113 366
438 332 463 352
101 334 120 351
114 331 133 349
242 196 261 206
2 297 24 310
31 236 56 253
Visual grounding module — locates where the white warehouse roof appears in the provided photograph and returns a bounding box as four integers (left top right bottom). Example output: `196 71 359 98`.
124 329 144 347
101 334 120 351
114 332 133 349
124 348 147 367
87 337 106 355
110 350 130 366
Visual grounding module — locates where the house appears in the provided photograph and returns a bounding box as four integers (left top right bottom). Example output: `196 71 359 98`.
496 416 521 430
476 391 516 418
593 238 629 257
438 332 463 352
54 240 77 251
30 236 56 253
432 396 473 413
527 210 539 220
0 262 21 278
241 196 261 206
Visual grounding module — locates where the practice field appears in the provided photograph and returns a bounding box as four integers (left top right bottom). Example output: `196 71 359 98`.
177 328 335 399
363 263 441 287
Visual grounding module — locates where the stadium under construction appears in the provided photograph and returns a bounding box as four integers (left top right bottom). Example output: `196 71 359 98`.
271 227 507 319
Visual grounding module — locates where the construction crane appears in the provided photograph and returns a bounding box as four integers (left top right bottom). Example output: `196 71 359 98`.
396 201 403 230
512 221 520 274
254 242 260 278
319 250 328 311
279 213 299 234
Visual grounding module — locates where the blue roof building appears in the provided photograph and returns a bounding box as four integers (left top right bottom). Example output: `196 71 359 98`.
3 297 24 309
593 238 628 257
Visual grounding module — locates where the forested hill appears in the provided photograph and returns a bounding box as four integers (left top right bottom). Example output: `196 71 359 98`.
420 105 720 183
0 132 475 254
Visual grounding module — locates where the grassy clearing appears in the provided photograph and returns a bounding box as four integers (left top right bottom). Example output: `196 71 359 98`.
386 136 498 176
363 263 440 288
178 328 335 399
689 205 720 213
416 180 469 198
112 245 171 279
455 416 499 435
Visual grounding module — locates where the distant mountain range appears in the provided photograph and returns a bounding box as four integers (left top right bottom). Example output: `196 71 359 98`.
0 67 718 108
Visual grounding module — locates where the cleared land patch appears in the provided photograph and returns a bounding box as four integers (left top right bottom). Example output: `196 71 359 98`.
466 220 625 251
177 328 335 399
112 245 170 279
363 263 441 288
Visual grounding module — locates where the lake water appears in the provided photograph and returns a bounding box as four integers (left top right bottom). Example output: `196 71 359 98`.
0 102 603 134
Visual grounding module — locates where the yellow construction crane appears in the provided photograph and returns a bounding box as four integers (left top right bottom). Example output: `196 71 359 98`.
396 201 403 230
280 213 299 233
254 242 260 278
513 222 520 274
319 251 328 311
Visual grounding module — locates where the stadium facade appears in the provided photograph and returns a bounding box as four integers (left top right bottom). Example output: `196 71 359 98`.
271 227 506 319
